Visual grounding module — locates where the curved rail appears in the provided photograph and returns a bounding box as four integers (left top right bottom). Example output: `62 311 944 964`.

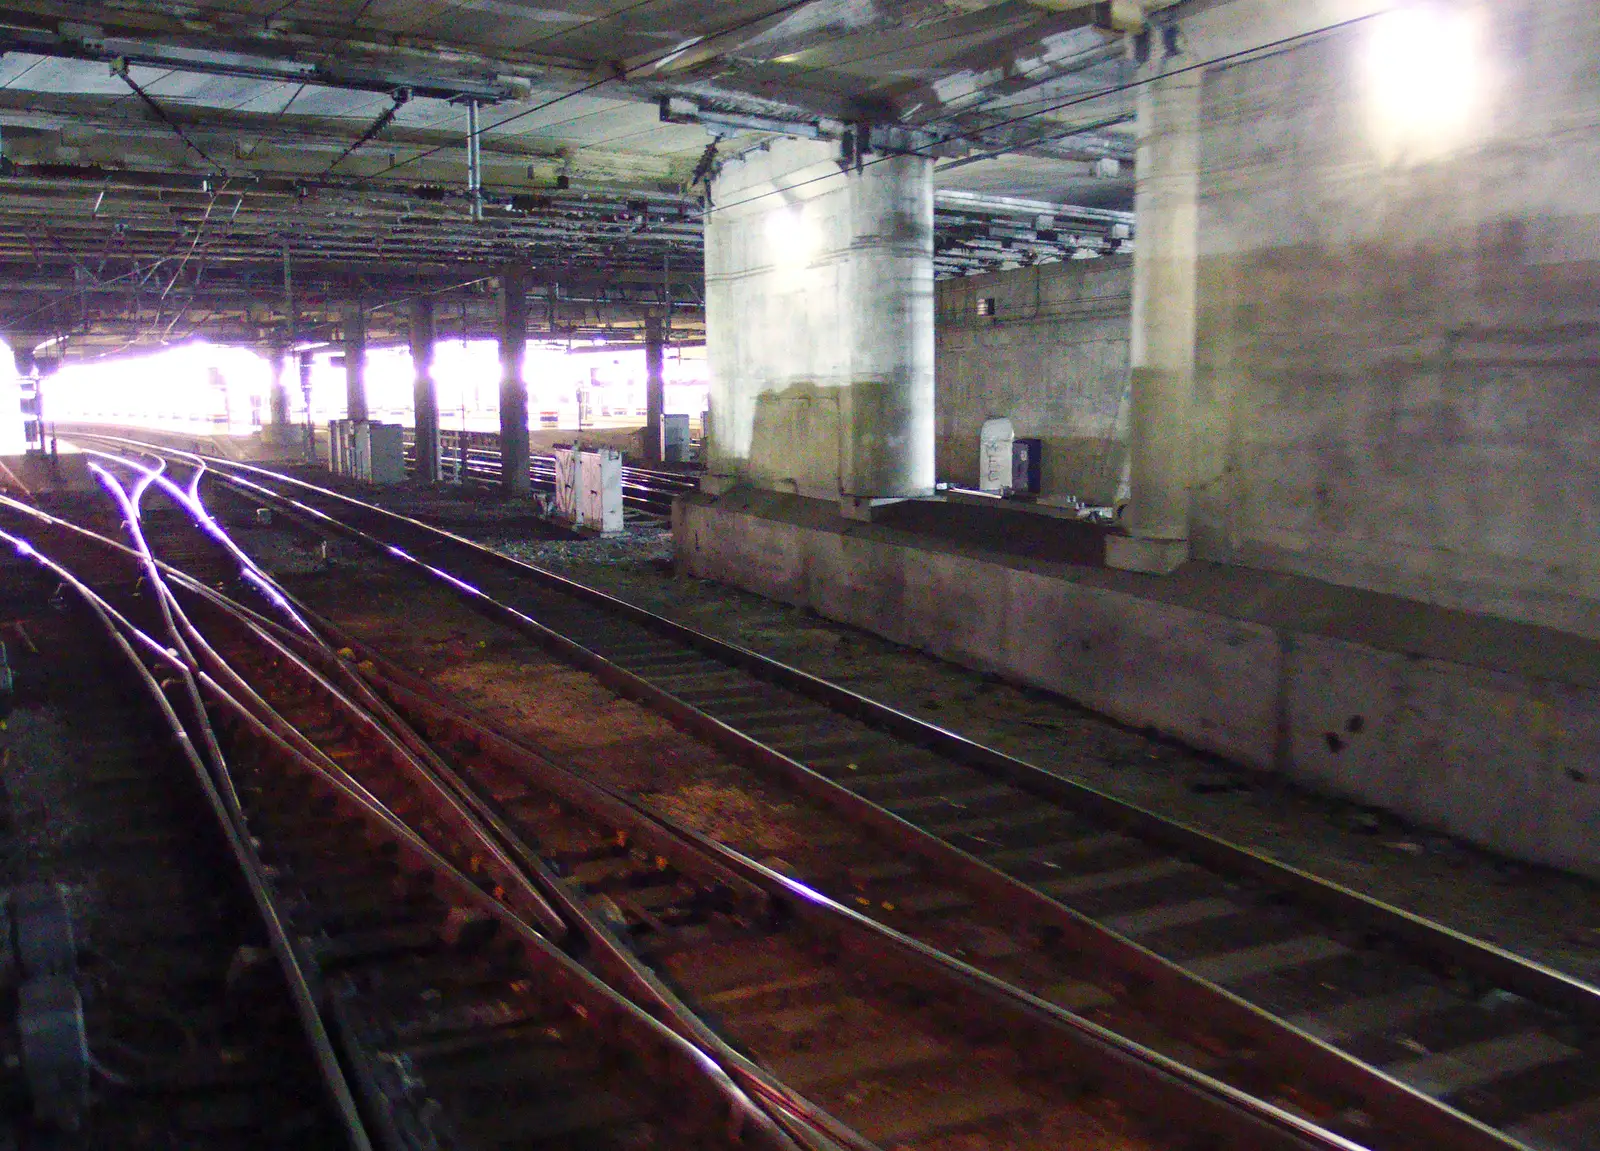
1 482 804 1151
40 445 1401 1146
73 435 1600 1151
71 446 1395 1151
0 519 375 1151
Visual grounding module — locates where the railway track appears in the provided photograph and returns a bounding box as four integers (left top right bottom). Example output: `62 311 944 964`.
0 546 351 1147
0 472 804 1150
0 447 1377 1149
173 575 1344 1151
65 437 1600 1150
59 446 1386 1148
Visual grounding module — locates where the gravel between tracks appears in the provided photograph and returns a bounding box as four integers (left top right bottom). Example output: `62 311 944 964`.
240 481 1600 985
490 523 1600 986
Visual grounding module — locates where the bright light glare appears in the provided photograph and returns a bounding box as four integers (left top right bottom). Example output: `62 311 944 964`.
50 342 271 433
0 341 23 454
1365 5 1483 164
766 204 817 270
42 339 711 435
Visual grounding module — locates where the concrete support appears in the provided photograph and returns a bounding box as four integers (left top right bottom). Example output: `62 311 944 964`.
1106 53 1202 576
298 352 314 460
263 340 293 444
497 264 530 495
410 296 441 483
677 490 1600 879
704 137 934 504
343 303 368 423
643 315 665 464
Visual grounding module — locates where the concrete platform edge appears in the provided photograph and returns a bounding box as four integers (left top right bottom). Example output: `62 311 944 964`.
674 494 1600 879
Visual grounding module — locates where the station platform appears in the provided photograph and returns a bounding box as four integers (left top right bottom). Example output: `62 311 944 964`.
674 487 1600 879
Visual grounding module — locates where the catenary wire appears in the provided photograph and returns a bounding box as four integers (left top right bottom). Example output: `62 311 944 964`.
371 0 823 178
692 9 1392 223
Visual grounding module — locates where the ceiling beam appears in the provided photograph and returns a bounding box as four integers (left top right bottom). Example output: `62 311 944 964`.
0 2 592 99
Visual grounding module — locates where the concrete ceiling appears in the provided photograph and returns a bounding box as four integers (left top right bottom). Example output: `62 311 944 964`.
0 0 1154 356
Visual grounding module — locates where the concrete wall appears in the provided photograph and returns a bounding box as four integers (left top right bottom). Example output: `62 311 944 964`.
1182 0 1600 638
705 138 935 500
677 492 1600 878
937 258 1133 505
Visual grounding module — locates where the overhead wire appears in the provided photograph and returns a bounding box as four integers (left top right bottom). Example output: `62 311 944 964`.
25 4 1104 226
691 9 1393 225
368 5 1138 200
463 7 1102 201
263 0 688 251
9 1 1076 330
0 3 1386 350
507 6 1391 218
326 90 412 171
504 8 1136 184
370 0 823 179
112 61 232 175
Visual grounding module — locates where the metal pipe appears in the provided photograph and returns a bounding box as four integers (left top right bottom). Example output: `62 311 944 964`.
466 99 482 222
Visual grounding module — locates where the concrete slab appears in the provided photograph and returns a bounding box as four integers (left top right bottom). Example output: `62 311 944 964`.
1285 635 1411 811
902 547 1010 670
675 490 1600 876
1005 567 1282 766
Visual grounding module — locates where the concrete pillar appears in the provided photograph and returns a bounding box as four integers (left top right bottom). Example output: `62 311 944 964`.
643 315 665 464
263 340 293 444
703 137 934 511
1105 49 1202 575
343 303 368 423
497 264 530 495
410 296 441 483
298 351 315 460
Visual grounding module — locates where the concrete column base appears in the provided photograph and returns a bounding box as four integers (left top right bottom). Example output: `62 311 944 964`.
838 495 911 523
701 473 742 496
1106 534 1190 574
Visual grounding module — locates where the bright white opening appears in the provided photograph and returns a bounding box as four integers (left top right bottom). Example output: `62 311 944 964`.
43 340 711 436
766 203 816 271
0 340 21 455
51 342 271 433
1364 4 1484 164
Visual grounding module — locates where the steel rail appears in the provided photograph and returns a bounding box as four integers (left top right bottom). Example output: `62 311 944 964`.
84 454 576 943
69 447 1403 1151
417 438 694 514
219 584 1384 1151
219 537 1549 1151
110 437 1593 1026
180 587 878 1151
77 436 1595 1151
0 525 376 1151
55 456 864 1151
2 483 806 1151
94 451 1388 1151
185 672 807 1151
438 450 680 514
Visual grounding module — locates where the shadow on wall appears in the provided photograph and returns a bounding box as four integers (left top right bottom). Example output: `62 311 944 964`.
1190 233 1600 638
745 377 930 498
748 381 841 496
